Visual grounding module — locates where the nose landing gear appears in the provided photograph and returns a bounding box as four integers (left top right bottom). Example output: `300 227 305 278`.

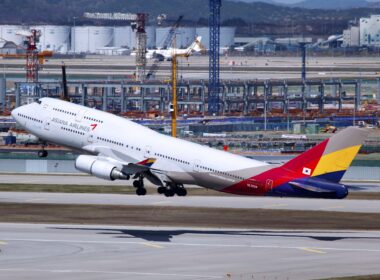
37 142 48 158
37 150 48 158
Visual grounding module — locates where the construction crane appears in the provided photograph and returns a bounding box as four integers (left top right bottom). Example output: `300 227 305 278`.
170 37 196 138
208 0 222 115
0 29 52 82
146 15 184 80
83 12 148 82
160 15 184 49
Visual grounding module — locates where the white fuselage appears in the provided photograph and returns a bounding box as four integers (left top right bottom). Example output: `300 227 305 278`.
12 98 269 190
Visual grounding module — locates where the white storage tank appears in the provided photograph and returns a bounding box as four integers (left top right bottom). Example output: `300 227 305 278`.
113 26 133 48
146 26 156 48
196 27 209 48
176 27 196 48
71 26 113 53
0 25 25 45
156 27 170 48
114 26 155 50
156 27 196 48
31 25 70 54
195 26 235 49
220 27 236 48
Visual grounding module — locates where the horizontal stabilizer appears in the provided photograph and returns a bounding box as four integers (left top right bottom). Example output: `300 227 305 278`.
289 181 336 193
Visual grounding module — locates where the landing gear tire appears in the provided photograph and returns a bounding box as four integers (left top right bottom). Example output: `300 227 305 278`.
176 187 187 197
136 188 147 196
37 150 48 158
157 186 166 194
133 180 142 189
164 187 175 197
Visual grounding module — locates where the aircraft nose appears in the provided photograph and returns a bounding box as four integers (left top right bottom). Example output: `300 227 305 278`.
11 107 20 121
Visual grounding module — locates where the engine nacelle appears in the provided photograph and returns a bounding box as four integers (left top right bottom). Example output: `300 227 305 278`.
75 155 129 181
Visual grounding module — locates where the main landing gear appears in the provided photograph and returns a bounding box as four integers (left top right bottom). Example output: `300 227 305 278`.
157 183 187 197
132 176 187 197
133 175 147 196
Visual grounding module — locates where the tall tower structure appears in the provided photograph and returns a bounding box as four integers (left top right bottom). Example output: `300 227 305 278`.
208 0 221 115
133 13 148 81
21 29 41 82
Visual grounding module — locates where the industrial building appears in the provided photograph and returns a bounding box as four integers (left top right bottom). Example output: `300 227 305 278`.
360 15 380 47
342 26 360 47
343 15 380 47
0 24 235 55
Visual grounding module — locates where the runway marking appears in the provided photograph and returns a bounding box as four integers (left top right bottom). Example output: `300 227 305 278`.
152 201 173 205
318 206 345 211
24 198 46 203
265 203 288 208
3 238 380 253
300 247 326 254
140 242 164 249
0 268 222 279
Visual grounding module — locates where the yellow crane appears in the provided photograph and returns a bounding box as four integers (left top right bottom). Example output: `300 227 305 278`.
170 37 202 137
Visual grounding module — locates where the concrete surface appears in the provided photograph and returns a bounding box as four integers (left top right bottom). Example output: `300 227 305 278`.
1 192 380 213
0 223 380 280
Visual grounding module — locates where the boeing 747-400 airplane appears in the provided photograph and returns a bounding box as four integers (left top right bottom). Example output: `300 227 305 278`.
12 98 369 198
132 36 203 61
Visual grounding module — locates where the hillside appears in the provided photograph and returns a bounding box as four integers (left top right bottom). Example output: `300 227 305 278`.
0 0 379 36
294 0 370 9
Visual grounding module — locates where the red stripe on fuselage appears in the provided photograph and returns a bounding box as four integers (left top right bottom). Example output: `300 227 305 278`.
221 139 329 196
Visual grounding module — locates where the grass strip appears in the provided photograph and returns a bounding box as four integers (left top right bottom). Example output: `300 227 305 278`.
1 203 380 230
321 276 380 280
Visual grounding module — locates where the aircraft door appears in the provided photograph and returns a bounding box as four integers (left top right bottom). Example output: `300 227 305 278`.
44 118 51 131
87 133 96 144
265 179 273 192
76 110 86 122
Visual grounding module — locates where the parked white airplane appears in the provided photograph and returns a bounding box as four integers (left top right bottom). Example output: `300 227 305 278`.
12 98 369 198
132 36 203 61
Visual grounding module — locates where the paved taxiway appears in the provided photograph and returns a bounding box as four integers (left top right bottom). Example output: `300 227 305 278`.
0 223 380 280
1 192 380 213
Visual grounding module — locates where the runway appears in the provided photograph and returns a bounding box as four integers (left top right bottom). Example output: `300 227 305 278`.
0 223 379 280
0 173 379 191
1 191 380 213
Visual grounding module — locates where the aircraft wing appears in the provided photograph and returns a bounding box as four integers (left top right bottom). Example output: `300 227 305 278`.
121 158 157 175
82 144 157 175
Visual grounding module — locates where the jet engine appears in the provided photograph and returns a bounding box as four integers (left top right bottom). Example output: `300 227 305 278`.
75 155 129 181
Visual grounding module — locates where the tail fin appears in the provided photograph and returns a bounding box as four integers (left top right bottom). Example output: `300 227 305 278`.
282 127 370 182
185 36 203 55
